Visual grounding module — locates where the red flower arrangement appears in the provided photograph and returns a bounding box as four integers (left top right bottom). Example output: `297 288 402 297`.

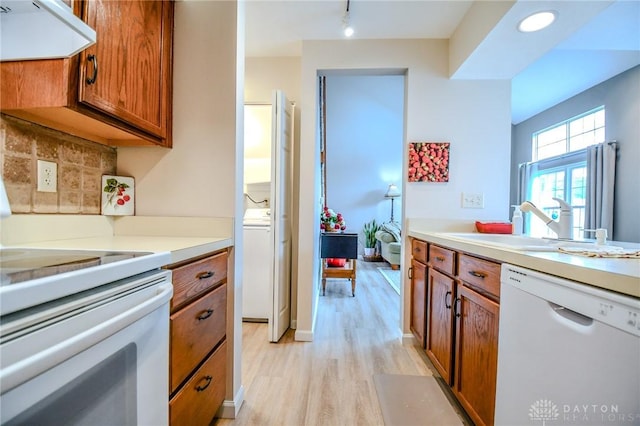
320 207 346 232
408 142 450 182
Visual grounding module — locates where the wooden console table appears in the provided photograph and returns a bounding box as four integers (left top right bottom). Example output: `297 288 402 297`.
320 232 358 296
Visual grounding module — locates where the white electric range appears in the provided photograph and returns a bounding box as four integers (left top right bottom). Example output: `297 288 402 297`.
0 247 173 425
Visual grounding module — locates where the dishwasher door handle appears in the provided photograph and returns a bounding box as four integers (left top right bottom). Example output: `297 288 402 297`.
549 302 593 326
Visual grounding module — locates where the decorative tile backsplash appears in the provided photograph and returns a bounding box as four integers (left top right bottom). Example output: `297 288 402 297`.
0 114 117 214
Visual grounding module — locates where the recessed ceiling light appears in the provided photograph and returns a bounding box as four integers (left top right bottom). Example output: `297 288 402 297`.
518 11 557 33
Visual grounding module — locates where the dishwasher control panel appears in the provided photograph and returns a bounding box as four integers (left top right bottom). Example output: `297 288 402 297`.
501 264 640 337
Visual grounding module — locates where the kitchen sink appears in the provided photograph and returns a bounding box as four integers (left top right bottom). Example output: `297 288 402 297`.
437 233 597 251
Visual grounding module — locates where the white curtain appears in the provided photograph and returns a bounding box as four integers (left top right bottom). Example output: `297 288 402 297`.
517 162 537 204
584 142 617 237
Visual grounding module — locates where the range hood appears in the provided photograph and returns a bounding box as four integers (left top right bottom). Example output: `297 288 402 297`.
0 0 96 61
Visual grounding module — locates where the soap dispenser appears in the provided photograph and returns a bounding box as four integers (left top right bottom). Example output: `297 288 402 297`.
511 205 523 235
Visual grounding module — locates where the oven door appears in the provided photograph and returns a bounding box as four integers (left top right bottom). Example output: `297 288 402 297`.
0 270 173 425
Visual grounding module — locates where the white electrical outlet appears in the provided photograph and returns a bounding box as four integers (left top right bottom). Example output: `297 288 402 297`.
462 192 484 208
37 160 57 192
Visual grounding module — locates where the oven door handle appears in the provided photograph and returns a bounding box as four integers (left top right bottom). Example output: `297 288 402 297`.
0 281 173 394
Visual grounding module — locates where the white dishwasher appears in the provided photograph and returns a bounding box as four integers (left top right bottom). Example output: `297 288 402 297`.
495 264 640 426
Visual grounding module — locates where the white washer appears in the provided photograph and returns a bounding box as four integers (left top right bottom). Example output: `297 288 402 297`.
242 208 272 321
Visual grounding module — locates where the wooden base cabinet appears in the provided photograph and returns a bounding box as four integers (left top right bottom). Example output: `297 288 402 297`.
409 238 428 345
170 341 227 426
167 250 228 426
425 268 455 384
453 284 500 426
409 257 427 346
412 239 500 426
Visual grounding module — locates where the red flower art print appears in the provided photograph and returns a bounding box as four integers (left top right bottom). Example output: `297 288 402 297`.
408 142 450 183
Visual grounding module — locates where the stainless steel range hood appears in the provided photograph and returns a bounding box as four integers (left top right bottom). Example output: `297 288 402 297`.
0 0 96 61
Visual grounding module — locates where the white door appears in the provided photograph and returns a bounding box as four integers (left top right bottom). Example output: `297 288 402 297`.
269 90 294 342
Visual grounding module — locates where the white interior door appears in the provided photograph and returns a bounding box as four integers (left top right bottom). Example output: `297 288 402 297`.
269 90 294 342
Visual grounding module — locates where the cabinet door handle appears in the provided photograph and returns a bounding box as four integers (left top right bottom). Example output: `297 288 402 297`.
453 297 462 318
197 271 214 279
86 54 98 85
445 290 452 309
408 266 413 280
197 309 214 321
195 375 212 392
435 256 445 262
468 270 486 279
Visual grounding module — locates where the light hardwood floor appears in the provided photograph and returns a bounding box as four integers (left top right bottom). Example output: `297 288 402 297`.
215 260 456 426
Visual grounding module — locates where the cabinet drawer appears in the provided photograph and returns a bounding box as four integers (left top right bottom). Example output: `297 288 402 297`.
429 245 455 276
411 239 428 264
170 283 227 393
458 254 500 298
170 341 227 426
171 251 228 311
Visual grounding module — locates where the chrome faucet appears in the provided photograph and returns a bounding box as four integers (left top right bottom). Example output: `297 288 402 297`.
520 197 573 240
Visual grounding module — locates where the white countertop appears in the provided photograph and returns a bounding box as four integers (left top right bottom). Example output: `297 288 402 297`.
10 235 233 265
1 215 234 266
408 229 640 298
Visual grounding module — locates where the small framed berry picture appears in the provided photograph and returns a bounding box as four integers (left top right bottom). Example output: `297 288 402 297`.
101 175 135 216
407 142 450 183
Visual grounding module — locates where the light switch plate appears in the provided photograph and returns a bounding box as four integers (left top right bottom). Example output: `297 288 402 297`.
37 160 57 192
462 192 484 208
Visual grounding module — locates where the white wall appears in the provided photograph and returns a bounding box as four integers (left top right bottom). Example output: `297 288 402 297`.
116 0 245 417
325 73 404 253
297 39 512 341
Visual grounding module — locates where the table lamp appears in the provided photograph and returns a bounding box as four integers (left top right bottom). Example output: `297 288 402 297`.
385 183 401 222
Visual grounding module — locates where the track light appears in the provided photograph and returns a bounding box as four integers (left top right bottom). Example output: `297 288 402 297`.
342 0 354 37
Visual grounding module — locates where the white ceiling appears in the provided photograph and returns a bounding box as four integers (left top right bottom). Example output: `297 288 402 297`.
245 0 640 124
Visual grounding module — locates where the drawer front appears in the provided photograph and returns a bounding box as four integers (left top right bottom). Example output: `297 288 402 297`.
170 341 227 426
171 251 228 311
429 244 455 276
170 283 227 392
458 253 501 298
411 239 428 264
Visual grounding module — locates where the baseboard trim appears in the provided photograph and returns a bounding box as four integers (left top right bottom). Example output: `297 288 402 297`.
294 329 314 342
401 333 416 345
218 385 245 418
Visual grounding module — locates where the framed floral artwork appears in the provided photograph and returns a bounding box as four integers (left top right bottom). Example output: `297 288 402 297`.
408 142 450 182
101 175 135 215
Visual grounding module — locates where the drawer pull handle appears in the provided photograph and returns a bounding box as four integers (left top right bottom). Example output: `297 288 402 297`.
197 309 214 321
86 54 98 85
197 271 215 279
195 375 212 392
408 266 413 280
445 290 452 309
435 256 445 262
468 270 486 279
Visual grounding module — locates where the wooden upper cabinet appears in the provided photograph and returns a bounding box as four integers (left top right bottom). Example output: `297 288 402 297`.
79 0 172 140
0 0 174 148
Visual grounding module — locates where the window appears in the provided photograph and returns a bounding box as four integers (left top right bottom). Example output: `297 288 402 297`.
524 107 604 239
532 107 605 161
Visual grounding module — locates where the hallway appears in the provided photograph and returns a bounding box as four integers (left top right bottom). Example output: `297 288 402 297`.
217 260 464 425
